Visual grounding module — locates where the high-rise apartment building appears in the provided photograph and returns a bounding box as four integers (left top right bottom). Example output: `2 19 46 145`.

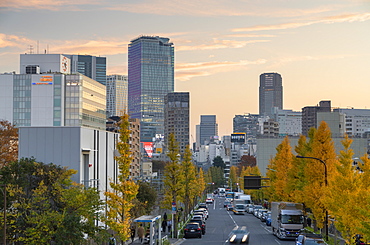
0 73 106 130
332 108 370 137
273 109 302 136
128 36 174 142
259 72 283 118
164 92 190 155
106 75 128 117
301 100 331 136
64 55 107 85
197 115 218 146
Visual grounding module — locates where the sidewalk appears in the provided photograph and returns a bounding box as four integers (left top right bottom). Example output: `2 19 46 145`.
124 236 184 245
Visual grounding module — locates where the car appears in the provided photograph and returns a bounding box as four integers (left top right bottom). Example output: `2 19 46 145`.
296 233 327 245
260 210 269 222
227 226 250 244
198 203 208 210
193 212 206 221
224 200 231 208
226 203 234 211
184 222 202 238
206 198 213 204
265 212 272 226
247 204 254 214
233 204 246 215
195 208 209 219
190 219 206 235
258 209 268 219
253 205 263 217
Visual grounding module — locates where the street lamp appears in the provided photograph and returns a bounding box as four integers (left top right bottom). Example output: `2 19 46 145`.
296 155 328 241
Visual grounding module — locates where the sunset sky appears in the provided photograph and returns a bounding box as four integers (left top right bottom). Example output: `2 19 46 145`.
1 0 370 139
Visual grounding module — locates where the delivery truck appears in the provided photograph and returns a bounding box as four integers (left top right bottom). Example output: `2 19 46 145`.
271 202 305 240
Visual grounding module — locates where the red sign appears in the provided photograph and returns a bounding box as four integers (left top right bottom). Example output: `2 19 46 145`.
142 142 153 158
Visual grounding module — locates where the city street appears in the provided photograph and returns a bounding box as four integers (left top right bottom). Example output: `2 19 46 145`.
181 196 297 245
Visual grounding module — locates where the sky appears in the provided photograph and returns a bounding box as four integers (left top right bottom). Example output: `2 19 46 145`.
1 0 370 140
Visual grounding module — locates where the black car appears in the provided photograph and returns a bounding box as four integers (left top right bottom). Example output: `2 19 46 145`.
184 222 202 238
198 203 208 210
228 226 250 244
190 219 206 234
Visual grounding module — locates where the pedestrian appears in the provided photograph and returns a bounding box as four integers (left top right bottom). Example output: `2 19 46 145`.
109 234 116 245
130 226 136 243
138 224 145 244
162 219 167 233
167 220 172 235
163 212 167 221
307 217 312 227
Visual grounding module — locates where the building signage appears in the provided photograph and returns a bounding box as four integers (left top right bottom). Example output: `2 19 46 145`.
231 133 246 143
32 75 53 85
142 142 153 158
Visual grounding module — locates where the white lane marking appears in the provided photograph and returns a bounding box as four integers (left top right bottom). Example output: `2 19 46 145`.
261 224 272 234
275 239 282 244
227 209 238 227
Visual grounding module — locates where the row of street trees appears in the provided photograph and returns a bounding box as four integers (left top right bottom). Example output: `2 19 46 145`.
265 121 370 243
162 133 206 238
0 116 158 244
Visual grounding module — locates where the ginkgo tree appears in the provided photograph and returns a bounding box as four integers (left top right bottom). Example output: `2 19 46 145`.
104 114 139 244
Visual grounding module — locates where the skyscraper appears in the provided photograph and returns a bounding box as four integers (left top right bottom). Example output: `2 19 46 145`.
128 36 174 142
164 92 190 155
106 75 128 117
259 72 283 118
64 55 107 85
197 115 218 146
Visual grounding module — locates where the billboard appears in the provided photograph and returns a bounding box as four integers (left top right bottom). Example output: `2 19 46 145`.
231 133 246 143
142 142 153 158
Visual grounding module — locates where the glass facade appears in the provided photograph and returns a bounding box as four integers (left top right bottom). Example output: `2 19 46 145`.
259 72 283 118
128 36 174 142
13 74 32 126
106 75 128 117
65 55 107 85
65 74 106 130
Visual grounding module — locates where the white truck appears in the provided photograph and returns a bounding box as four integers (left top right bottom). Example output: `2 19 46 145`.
271 202 305 240
218 188 226 197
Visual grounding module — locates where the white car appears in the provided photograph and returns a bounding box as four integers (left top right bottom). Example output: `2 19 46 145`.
206 198 213 204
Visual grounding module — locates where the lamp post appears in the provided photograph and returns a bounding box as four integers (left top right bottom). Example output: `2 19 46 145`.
296 155 328 241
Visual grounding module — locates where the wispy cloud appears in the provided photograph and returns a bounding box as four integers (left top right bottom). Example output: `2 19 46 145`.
0 33 33 49
232 12 370 32
1 0 338 18
176 39 270 51
268 54 348 69
175 59 267 81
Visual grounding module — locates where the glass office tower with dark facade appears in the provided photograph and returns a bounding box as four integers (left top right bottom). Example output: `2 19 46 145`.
65 55 107 85
259 72 283 118
128 36 174 142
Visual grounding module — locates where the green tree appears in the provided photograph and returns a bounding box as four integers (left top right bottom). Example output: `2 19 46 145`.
266 136 294 202
163 133 184 238
208 166 226 188
104 114 139 244
213 156 225 168
0 120 18 168
180 145 198 217
131 181 157 217
0 158 104 244
299 121 337 230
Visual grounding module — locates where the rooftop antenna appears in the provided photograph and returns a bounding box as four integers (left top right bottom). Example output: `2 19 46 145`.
28 45 33 54
37 40 39 54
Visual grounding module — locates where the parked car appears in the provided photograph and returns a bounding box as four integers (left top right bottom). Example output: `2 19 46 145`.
198 203 208 210
247 204 254 214
258 209 268 220
184 222 202 238
195 208 208 219
193 211 207 221
260 210 269 222
296 233 327 245
197 208 209 218
265 211 272 226
190 219 206 235
227 226 250 244
206 197 213 204
253 205 263 217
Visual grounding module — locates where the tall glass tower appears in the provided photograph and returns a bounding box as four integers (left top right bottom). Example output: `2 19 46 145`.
128 36 174 142
259 72 283 118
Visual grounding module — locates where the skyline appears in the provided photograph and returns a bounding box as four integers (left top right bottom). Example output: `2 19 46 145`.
1 0 370 139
